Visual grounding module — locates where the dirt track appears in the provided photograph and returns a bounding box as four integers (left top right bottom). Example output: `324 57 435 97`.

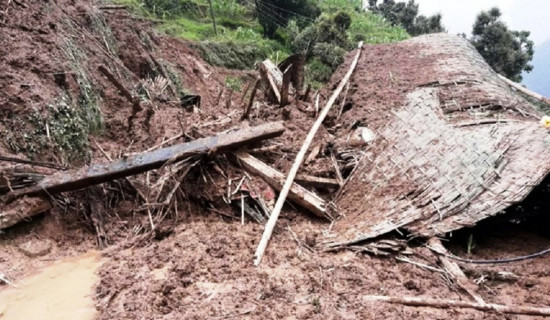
1 0 550 319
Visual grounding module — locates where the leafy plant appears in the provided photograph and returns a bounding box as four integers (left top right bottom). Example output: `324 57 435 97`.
470 7 534 82
225 76 243 92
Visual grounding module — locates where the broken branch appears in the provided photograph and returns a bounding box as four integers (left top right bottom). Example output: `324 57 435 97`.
428 238 484 304
362 295 550 317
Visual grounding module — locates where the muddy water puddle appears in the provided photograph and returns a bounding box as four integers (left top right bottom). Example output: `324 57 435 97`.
0 251 102 320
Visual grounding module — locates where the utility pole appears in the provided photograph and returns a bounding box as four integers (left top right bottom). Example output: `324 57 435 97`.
207 0 218 35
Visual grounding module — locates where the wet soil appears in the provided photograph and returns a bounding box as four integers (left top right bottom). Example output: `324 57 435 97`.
1 0 550 319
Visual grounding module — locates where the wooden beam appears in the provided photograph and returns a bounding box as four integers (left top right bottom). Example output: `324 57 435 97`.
280 65 292 108
232 151 332 220
8 122 285 198
295 174 340 190
498 74 550 105
259 60 281 103
363 295 550 317
253 42 364 266
1 196 51 229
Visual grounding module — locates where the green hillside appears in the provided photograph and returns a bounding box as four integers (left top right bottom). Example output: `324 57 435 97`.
113 0 408 85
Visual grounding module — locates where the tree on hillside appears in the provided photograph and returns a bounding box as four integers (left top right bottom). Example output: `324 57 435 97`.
289 11 352 82
368 0 444 36
470 7 534 82
255 0 320 38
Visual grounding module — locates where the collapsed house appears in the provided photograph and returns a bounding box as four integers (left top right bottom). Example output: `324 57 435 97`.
325 34 550 247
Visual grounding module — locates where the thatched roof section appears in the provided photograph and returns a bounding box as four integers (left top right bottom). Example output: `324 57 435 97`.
327 34 550 247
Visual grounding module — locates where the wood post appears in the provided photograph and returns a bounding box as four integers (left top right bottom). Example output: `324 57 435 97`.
207 0 218 35
242 80 260 120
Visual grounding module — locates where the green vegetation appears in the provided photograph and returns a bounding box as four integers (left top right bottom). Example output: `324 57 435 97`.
115 0 408 85
470 7 534 82
225 75 243 92
2 95 92 162
367 0 444 36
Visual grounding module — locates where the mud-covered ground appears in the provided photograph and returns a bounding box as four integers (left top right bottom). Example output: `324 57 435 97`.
1 0 550 319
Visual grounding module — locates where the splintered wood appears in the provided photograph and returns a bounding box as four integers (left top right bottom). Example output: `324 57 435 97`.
232 151 332 220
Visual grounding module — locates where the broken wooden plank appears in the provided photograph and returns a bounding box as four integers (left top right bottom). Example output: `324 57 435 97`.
232 151 331 220
8 122 285 198
363 295 550 317
254 42 364 266
259 60 281 103
0 196 51 229
280 65 292 108
295 174 340 190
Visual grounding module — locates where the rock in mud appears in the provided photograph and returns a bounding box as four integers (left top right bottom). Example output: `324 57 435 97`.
17 239 52 257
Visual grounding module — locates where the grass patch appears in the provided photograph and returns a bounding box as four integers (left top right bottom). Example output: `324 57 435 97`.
109 0 408 76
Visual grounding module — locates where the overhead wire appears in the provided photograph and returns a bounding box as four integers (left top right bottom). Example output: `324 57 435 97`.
250 3 288 28
251 0 317 23
244 0 317 29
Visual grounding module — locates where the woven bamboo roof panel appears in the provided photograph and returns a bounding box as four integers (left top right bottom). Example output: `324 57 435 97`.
327 34 550 247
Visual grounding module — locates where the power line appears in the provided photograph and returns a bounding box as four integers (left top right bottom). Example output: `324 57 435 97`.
253 0 316 23
253 4 288 27
245 0 317 25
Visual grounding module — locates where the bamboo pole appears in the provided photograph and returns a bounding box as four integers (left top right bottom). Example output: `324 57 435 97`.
362 295 550 316
253 42 364 266
498 74 550 105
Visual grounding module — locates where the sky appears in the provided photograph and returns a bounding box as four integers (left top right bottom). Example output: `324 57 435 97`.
413 0 550 45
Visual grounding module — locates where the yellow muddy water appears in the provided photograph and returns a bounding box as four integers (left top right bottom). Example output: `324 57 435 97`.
0 251 102 320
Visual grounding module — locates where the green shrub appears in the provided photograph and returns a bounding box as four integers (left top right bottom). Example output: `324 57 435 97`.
312 43 346 68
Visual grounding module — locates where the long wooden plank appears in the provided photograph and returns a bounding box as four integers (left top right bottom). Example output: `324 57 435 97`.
253 42 364 266
10 122 285 197
233 151 332 220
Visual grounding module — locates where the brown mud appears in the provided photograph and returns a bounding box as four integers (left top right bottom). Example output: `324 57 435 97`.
0 0 549 319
